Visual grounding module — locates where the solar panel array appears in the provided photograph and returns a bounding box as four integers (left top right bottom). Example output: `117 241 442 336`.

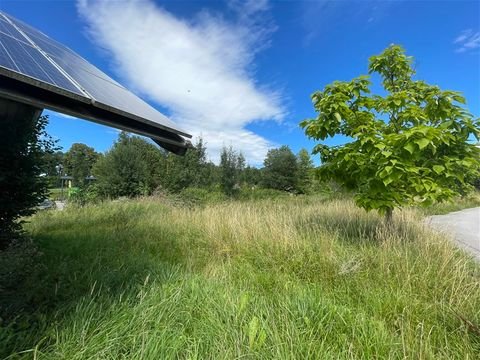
0 11 189 138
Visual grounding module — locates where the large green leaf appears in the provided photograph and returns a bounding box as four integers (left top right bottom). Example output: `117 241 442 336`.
404 143 415 154
415 138 430 150
432 165 445 174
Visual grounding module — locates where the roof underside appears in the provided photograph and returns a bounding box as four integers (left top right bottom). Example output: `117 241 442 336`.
0 11 191 155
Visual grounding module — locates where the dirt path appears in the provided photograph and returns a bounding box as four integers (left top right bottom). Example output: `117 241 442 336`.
427 207 480 260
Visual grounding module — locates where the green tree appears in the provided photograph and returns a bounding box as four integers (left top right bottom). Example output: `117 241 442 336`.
301 44 480 221
162 137 211 192
243 166 262 187
127 136 165 192
262 146 298 192
0 109 57 248
64 143 99 187
219 146 245 196
297 148 314 194
203 162 221 189
41 150 64 188
93 132 163 198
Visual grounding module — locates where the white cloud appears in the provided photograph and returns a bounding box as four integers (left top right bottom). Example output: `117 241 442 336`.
454 29 480 53
76 0 285 164
454 29 472 44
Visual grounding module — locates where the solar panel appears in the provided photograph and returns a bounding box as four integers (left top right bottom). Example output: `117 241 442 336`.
0 17 26 41
0 32 85 95
0 11 191 154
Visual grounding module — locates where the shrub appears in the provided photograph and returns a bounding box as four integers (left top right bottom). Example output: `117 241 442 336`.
0 107 56 249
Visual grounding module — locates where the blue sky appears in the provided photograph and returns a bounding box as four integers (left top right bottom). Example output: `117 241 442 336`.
2 0 479 165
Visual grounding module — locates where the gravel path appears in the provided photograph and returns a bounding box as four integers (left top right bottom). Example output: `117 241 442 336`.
427 207 480 260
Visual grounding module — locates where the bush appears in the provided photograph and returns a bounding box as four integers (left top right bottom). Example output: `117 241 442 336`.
93 133 162 198
67 187 83 204
0 107 56 249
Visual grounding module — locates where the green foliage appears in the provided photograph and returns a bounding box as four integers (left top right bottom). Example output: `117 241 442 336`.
43 134 325 203
64 143 99 187
296 148 314 194
127 136 165 192
0 110 57 248
41 150 64 188
67 187 83 203
301 44 480 216
161 137 213 192
219 146 245 196
93 132 163 198
242 165 262 187
262 145 298 192
419 191 480 215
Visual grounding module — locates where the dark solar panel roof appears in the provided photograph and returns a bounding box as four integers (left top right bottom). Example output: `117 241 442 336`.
0 11 191 154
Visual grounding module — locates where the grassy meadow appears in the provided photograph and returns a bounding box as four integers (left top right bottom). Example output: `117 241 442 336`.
1 196 479 359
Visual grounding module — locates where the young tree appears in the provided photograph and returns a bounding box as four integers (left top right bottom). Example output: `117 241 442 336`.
64 143 99 187
301 44 480 221
262 146 298 192
0 109 57 248
297 148 314 194
219 146 245 196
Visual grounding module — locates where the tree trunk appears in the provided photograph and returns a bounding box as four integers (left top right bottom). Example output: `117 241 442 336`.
385 208 393 225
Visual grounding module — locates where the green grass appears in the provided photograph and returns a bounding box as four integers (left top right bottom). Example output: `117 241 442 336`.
419 191 480 215
1 197 479 359
47 188 64 201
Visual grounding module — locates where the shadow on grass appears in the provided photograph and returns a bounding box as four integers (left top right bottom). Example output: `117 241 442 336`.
0 215 192 357
298 211 422 245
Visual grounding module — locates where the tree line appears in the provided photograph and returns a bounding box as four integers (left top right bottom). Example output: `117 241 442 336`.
42 132 318 199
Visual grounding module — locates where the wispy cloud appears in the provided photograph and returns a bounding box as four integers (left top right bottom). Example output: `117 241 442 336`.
300 1 394 46
76 0 285 164
454 29 480 53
